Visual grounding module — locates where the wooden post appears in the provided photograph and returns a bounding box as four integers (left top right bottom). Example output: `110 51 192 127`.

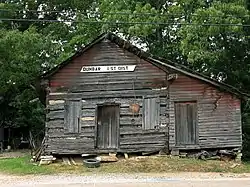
124 153 129 159
171 149 179 156
235 150 242 163
0 141 3 153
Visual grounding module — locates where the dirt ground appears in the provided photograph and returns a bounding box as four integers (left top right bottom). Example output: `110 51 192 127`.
1 172 250 187
0 150 29 159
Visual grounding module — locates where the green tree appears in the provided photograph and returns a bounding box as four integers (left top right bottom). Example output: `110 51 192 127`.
0 27 61 144
179 1 250 87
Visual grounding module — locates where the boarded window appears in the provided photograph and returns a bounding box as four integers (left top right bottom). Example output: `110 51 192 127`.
64 100 82 133
175 101 197 145
143 97 160 130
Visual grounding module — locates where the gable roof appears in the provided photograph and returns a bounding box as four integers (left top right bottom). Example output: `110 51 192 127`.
41 32 249 99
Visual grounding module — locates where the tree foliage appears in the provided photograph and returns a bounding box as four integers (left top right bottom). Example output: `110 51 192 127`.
180 1 250 86
0 27 61 140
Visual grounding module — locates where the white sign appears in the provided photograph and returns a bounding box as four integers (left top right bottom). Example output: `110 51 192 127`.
80 65 136 72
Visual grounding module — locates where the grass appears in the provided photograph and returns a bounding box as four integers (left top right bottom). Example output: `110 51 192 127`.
1 155 250 175
0 156 52 175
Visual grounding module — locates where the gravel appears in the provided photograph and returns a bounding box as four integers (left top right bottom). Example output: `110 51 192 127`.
1 172 250 187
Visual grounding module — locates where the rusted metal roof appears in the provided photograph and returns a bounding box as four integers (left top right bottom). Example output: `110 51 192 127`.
41 32 249 99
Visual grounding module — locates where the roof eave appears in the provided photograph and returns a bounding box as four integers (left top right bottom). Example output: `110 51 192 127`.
147 57 249 100
40 32 109 79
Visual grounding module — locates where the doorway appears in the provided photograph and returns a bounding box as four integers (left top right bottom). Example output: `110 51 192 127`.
175 101 198 145
96 104 120 149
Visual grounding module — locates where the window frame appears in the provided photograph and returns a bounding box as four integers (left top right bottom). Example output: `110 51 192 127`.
142 96 160 130
64 99 82 134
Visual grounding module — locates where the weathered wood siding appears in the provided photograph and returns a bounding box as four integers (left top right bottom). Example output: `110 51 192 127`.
169 74 242 150
49 40 168 93
45 40 169 154
44 38 242 155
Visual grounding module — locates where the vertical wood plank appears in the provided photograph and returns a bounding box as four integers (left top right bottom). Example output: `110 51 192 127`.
76 101 82 133
142 97 145 129
187 103 196 144
70 102 76 133
116 104 120 148
64 100 69 131
175 103 181 145
150 98 155 129
192 103 198 144
187 104 192 144
69 101 75 133
156 97 160 128
181 104 188 144
145 99 150 129
109 106 113 148
94 106 98 148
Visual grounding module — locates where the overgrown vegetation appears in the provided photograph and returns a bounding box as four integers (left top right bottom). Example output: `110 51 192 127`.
1 156 250 175
0 0 249 158
46 157 250 174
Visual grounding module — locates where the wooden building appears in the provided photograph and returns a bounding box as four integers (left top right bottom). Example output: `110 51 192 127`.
40 32 248 155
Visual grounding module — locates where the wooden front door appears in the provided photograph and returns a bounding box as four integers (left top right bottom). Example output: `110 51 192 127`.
175 101 197 145
96 105 119 149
